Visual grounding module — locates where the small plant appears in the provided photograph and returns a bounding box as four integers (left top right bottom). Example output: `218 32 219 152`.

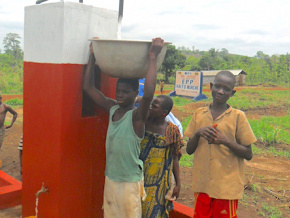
260 128 281 146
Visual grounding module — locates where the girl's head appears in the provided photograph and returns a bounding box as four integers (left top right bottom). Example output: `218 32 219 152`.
115 78 139 106
149 95 173 118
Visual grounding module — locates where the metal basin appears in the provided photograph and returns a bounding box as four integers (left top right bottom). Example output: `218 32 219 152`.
91 39 170 78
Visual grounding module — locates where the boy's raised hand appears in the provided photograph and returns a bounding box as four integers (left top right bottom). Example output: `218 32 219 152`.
149 38 164 58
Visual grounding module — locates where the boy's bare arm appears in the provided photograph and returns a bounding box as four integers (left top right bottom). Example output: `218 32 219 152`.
133 38 164 136
83 46 117 112
212 129 253 160
5 104 17 129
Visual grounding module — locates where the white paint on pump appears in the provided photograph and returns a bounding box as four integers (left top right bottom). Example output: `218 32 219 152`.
24 2 118 64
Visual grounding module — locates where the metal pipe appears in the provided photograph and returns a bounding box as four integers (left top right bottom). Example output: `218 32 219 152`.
119 0 124 21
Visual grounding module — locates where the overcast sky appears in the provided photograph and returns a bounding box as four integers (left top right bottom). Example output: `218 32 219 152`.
1 0 290 57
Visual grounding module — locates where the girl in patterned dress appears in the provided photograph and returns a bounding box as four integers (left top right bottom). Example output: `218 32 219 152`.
140 95 183 218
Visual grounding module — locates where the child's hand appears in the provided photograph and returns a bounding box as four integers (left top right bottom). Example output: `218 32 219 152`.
171 185 180 200
89 43 94 54
210 129 230 145
149 38 164 58
197 126 217 142
90 37 99 54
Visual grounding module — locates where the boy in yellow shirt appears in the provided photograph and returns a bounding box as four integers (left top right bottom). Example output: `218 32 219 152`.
185 71 256 218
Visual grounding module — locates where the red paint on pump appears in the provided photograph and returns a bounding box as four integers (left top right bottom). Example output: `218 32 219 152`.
0 170 22 210
170 202 194 218
22 62 116 217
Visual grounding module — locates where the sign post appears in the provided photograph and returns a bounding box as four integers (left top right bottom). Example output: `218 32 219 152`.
169 71 207 101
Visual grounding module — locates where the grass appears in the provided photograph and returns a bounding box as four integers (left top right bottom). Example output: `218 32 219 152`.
179 154 194 167
228 90 290 110
171 96 193 107
252 145 290 159
262 203 282 218
3 98 23 105
181 116 192 132
249 115 290 145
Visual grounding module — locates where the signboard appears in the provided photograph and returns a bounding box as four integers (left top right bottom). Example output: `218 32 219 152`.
175 71 202 97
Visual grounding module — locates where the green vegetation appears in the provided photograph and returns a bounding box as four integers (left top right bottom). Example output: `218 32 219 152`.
160 45 186 83
261 203 282 218
249 115 290 145
160 46 290 86
181 116 192 132
172 96 192 107
4 98 23 105
228 90 290 110
179 154 194 167
0 33 23 94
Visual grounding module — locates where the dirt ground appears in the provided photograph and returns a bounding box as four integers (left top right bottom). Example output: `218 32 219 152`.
0 87 290 217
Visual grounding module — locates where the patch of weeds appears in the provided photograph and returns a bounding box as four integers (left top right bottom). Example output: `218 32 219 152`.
268 147 290 159
252 194 260 205
258 211 265 216
249 116 290 145
252 145 263 155
241 193 249 206
262 203 282 218
260 128 281 146
4 98 23 105
179 154 194 167
172 96 193 107
251 183 262 193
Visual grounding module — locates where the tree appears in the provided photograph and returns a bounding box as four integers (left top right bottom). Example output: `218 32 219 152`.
160 45 186 83
3 33 23 59
199 53 215 70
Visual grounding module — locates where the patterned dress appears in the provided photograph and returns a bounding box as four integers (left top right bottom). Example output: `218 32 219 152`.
140 122 183 218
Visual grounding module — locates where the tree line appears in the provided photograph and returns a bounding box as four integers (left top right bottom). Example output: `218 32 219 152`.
161 46 290 85
0 33 23 94
0 33 289 94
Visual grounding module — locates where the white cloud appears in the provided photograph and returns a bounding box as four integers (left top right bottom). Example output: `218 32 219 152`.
1 0 290 56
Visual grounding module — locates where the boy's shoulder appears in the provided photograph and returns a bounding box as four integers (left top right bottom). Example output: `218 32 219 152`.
0 103 8 109
194 106 208 114
230 107 246 116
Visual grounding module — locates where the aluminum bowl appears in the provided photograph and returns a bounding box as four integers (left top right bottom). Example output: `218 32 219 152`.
90 39 170 78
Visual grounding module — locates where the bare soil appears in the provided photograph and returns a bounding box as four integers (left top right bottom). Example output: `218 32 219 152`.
0 87 290 217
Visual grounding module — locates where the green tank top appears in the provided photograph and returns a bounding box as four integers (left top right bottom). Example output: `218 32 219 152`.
105 105 144 182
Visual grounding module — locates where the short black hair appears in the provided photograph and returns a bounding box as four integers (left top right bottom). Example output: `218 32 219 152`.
117 78 139 91
215 71 236 88
156 95 173 113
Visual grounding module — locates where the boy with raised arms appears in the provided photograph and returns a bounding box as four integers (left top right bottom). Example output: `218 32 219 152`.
83 38 164 217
